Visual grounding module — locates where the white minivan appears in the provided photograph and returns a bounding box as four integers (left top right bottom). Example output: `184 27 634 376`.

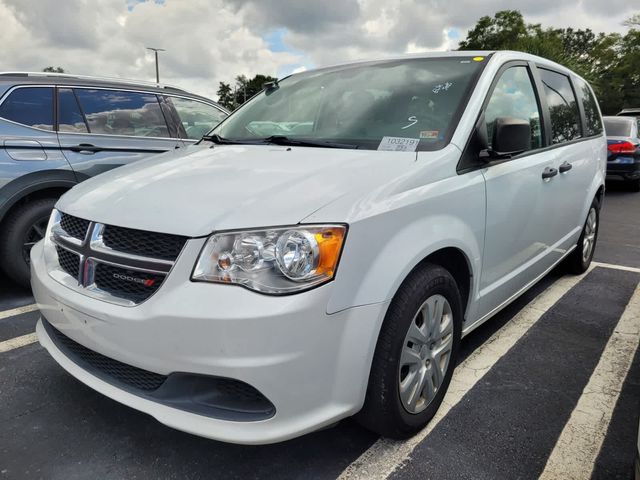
31 51 606 444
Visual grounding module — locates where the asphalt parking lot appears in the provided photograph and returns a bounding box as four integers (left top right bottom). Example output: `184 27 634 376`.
1 181 639 480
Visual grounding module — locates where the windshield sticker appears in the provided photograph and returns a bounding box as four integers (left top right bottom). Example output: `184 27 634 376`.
401 116 418 129
432 82 453 94
473 56 485 62
378 136 420 152
420 130 439 139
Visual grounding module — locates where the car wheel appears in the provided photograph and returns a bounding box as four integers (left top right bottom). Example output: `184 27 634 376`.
565 198 600 274
0 198 57 287
356 263 462 439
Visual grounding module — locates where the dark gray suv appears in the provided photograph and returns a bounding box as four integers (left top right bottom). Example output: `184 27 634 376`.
0 72 228 286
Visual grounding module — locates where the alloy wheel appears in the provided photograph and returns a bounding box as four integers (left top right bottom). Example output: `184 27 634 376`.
21 217 49 265
398 294 454 414
582 207 597 263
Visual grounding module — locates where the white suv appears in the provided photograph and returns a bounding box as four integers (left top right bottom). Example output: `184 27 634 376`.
31 51 606 444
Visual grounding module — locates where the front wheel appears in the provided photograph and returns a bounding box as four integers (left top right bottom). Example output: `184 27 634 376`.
356 264 462 438
0 198 57 287
565 198 600 274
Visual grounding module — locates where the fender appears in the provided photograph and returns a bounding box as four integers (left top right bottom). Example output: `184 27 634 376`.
0 169 91 223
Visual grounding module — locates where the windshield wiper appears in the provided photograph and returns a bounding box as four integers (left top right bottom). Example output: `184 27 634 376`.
263 135 358 149
200 133 258 145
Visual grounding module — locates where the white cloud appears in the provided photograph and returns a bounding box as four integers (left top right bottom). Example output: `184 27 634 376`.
0 0 637 102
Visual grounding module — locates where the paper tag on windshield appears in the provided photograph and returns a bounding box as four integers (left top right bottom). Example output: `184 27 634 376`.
377 136 419 152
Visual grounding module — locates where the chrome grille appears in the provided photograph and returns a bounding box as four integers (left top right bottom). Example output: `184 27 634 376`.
49 211 185 306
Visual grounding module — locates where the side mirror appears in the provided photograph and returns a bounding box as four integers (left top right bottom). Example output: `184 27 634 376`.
477 116 531 161
492 117 531 155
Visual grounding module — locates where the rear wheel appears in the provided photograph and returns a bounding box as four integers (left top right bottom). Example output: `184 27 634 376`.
356 264 462 438
565 198 599 274
627 178 640 192
0 198 57 287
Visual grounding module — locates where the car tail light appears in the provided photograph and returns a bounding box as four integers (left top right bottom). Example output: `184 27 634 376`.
607 141 637 154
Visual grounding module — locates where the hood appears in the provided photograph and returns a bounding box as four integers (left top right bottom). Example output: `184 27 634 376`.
57 143 430 237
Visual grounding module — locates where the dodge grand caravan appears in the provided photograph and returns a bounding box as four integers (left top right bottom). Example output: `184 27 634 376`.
31 51 606 444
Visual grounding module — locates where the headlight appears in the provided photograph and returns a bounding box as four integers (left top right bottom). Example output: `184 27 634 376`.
192 225 347 294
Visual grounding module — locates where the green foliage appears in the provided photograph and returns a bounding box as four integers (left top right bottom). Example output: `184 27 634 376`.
42 66 64 73
217 74 278 111
458 10 640 114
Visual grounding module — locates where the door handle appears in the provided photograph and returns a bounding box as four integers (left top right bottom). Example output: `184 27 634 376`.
69 143 102 153
559 161 573 173
542 167 558 179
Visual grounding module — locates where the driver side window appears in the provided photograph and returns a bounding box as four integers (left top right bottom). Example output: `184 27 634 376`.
485 66 543 151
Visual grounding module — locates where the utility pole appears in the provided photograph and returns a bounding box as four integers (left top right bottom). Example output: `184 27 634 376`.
146 47 165 84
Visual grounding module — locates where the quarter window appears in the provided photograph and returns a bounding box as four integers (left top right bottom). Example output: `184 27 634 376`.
74 89 169 138
0 87 53 130
58 89 88 133
168 97 227 140
539 69 582 144
574 77 602 136
485 66 543 151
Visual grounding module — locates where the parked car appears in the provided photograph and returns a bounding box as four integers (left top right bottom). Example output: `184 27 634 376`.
603 116 640 191
31 51 606 444
0 72 228 286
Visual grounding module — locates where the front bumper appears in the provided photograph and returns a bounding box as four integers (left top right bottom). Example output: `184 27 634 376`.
31 241 387 444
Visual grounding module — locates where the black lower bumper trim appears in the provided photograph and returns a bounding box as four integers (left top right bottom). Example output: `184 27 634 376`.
42 317 275 421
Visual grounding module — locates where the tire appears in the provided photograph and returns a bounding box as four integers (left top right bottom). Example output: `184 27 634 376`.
0 198 57 287
356 263 462 439
628 178 640 192
565 197 600 274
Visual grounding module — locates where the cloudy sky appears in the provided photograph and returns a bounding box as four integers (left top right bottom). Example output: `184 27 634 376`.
0 0 636 100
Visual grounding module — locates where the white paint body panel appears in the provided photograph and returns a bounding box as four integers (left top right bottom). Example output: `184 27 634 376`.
32 51 607 443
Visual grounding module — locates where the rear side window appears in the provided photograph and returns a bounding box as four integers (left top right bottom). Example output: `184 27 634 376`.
484 66 543 151
74 89 169 138
575 78 602 136
58 88 88 133
538 69 581 144
168 97 227 140
0 87 53 130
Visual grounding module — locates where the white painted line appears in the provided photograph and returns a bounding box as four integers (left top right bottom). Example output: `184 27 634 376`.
0 303 38 320
0 332 38 354
539 281 640 480
592 261 640 274
338 268 594 480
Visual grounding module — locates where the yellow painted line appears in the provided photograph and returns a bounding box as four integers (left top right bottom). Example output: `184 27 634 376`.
338 268 594 480
539 281 640 479
0 303 38 320
0 332 38 354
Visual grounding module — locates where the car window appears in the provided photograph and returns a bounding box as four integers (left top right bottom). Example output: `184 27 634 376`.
214 57 487 151
539 69 582 144
58 88 88 133
74 89 169 138
168 97 227 140
484 66 543 151
0 87 53 130
574 78 602 136
603 118 633 137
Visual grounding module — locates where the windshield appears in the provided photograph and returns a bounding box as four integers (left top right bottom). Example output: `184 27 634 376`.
212 57 487 151
604 118 633 137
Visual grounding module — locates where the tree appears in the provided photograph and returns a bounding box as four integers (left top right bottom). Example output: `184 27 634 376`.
216 82 234 110
43 66 65 73
217 73 278 110
458 10 640 114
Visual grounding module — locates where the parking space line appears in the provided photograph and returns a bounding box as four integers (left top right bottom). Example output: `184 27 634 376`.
539 281 640 480
592 261 640 274
0 332 38 353
0 303 38 320
338 268 593 480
